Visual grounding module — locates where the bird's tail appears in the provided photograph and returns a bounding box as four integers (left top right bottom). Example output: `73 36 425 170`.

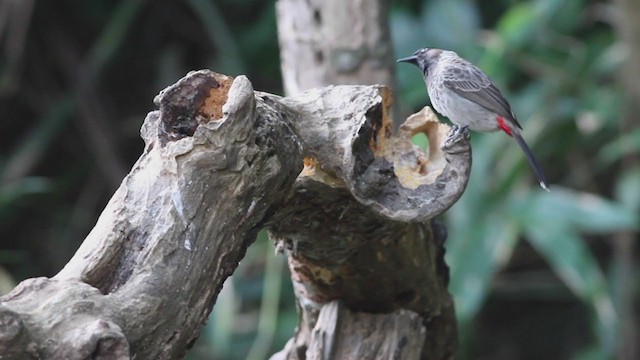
512 132 550 191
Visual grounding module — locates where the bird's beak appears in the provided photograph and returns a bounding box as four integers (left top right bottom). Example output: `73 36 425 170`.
396 55 418 65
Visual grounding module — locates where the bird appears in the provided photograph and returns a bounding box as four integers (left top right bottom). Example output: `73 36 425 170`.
398 48 550 191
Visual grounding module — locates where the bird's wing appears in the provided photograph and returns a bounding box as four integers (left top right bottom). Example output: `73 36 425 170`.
442 60 522 129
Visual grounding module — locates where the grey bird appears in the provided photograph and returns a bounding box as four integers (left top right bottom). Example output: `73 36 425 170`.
398 48 550 191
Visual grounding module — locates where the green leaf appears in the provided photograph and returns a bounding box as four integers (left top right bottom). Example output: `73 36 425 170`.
447 213 520 322
496 0 566 48
496 2 538 47
206 278 236 359
411 132 429 152
0 177 52 209
524 223 617 353
247 240 285 360
525 224 603 300
519 188 639 233
614 167 640 213
572 345 610 360
597 129 640 166
549 0 585 34
421 0 480 51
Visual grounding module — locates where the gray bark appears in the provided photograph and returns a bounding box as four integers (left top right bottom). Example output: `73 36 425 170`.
0 70 304 359
267 85 469 359
276 0 396 96
0 70 470 359
286 300 427 360
275 3 463 356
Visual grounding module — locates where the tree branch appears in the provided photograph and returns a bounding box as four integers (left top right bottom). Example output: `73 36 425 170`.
0 70 303 359
0 70 470 359
268 86 469 359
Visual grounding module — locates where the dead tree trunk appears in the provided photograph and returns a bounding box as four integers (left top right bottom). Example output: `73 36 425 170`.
267 87 468 359
0 70 470 359
275 0 462 358
276 0 396 95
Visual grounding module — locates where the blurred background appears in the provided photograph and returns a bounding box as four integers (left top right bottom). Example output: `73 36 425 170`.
0 0 638 359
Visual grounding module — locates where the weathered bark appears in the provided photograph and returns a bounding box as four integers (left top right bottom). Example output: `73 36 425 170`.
275 2 465 354
276 0 396 96
287 300 427 360
267 85 470 359
0 70 304 359
0 70 470 359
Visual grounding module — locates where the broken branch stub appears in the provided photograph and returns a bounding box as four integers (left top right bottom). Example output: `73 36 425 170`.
0 70 303 359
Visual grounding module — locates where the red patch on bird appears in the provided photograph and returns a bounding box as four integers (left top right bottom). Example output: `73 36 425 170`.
497 117 513 136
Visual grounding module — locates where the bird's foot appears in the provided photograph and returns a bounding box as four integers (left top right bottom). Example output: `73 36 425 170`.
443 125 470 153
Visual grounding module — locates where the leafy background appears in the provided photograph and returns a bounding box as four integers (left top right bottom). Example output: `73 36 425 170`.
0 0 638 359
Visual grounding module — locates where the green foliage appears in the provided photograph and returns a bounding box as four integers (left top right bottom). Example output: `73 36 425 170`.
396 0 638 358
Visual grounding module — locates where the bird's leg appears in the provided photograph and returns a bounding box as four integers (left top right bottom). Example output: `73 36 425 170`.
443 124 471 153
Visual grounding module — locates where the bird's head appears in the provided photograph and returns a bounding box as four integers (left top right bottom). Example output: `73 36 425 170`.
397 48 444 74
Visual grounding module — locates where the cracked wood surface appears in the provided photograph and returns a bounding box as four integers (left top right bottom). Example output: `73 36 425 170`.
0 71 303 359
0 70 470 360
268 85 469 360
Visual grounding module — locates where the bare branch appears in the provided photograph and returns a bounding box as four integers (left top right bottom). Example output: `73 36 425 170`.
0 71 303 359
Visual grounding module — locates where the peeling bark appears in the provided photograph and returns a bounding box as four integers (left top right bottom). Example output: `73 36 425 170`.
0 71 470 359
0 71 303 359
